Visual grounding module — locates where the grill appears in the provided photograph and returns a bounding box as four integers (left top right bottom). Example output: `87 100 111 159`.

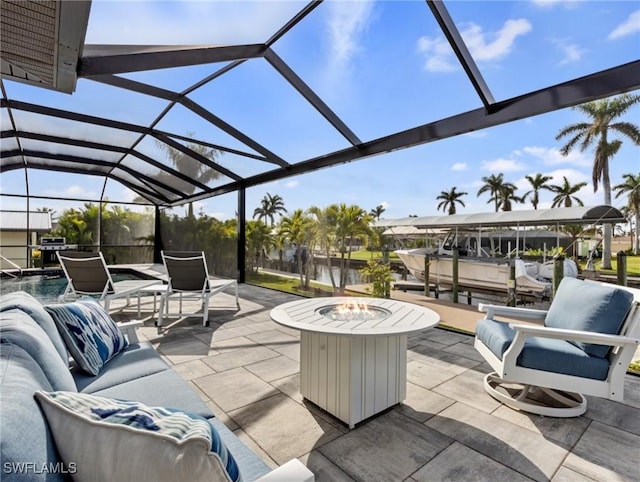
39 237 73 267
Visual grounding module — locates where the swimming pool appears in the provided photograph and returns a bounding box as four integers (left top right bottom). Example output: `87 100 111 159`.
0 272 154 304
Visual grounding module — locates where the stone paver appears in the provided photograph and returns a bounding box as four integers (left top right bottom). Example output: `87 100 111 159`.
228 394 343 465
426 403 568 482
412 442 532 482
493 405 591 448
319 410 452 482
127 283 639 482
202 345 279 372
194 367 279 412
562 421 640 481
432 368 502 414
245 355 300 382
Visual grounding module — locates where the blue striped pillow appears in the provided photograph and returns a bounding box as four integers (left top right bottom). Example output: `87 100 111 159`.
35 391 241 482
45 299 128 376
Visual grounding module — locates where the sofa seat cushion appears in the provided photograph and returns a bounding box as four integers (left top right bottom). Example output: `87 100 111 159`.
73 341 169 392
0 291 68 363
92 368 215 419
476 318 611 380
45 299 128 376
35 391 240 482
544 277 634 358
209 417 271 481
0 310 76 392
0 343 67 482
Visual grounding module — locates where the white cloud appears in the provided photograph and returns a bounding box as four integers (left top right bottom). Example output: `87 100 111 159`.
326 0 374 70
285 180 299 188
531 0 581 8
451 163 468 171
609 10 640 40
552 39 586 65
417 36 457 72
521 146 591 167
481 158 526 172
46 185 97 198
379 201 390 209
417 19 532 72
464 131 488 138
207 211 230 220
85 2 305 44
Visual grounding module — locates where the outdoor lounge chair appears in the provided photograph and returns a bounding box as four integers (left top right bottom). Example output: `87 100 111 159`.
57 251 157 315
158 251 238 327
474 277 640 417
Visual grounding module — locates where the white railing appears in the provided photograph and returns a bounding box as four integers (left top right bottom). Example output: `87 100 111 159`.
0 254 23 279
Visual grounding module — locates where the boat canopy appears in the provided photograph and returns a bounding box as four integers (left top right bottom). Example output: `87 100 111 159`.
375 206 625 229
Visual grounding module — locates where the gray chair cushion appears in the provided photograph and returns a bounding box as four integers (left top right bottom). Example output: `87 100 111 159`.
209 417 271 481
0 291 68 363
0 310 76 392
0 343 66 482
544 278 634 358
476 318 611 380
92 369 215 419
72 342 169 393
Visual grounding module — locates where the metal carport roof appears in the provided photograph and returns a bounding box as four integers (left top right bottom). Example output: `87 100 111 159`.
375 205 627 229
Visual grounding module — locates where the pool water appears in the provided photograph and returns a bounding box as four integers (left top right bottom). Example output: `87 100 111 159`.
0 272 149 304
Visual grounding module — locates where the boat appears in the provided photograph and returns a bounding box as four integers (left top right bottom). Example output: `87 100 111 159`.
378 206 624 297
395 229 578 297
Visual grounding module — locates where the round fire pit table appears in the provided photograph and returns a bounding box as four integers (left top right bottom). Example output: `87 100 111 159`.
270 297 439 428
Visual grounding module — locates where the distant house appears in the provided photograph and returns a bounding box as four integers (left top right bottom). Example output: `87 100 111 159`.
0 211 52 269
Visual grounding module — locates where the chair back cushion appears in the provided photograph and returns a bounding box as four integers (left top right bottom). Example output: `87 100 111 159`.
0 291 69 363
58 252 112 295
545 278 634 358
163 252 208 292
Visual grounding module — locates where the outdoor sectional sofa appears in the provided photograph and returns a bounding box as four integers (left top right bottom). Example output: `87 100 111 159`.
0 291 314 482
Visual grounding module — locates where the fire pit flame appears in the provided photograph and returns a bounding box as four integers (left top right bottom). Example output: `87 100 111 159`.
317 302 391 322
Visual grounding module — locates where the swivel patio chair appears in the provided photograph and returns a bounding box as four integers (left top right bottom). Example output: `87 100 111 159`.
158 251 238 327
474 277 640 417
57 251 157 315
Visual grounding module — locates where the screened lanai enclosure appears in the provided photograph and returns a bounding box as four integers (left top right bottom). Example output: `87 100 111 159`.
1 0 639 279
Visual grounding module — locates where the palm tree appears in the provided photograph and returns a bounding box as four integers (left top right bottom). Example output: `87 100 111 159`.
156 136 222 218
279 209 315 287
614 172 640 255
550 176 588 208
333 204 372 294
556 93 640 268
253 193 287 226
523 173 553 209
369 205 386 221
308 205 339 290
436 187 467 215
497 184 523 212
246 220 274 273
477 173 507 212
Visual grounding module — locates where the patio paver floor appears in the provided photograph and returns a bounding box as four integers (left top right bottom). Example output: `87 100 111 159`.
111 283 640 482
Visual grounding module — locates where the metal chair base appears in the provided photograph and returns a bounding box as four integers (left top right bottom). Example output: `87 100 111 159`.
484 372 587 418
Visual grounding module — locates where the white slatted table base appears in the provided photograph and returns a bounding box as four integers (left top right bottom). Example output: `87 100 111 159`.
300 332 407 428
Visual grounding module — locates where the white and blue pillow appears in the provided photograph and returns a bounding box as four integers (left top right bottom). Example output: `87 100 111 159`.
34 391 241 482
45 299 128 376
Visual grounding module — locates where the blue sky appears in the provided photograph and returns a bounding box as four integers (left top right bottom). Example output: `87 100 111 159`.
1 0 639 222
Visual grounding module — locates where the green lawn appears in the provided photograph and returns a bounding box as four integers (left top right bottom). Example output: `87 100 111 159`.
245 271 363 298
346 250 400 261
579 254 640 277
